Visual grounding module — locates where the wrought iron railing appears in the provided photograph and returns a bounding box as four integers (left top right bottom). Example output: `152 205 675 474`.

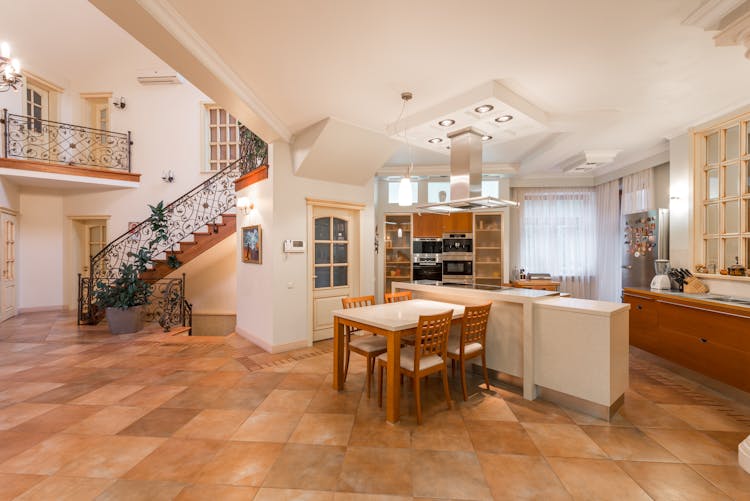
1 108 132 171
78 274 191 332
77 125 267 324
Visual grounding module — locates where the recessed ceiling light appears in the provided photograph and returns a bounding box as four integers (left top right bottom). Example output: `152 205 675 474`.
474 104 494 114
495 114 513 123
428 137 443 144
438 119 455 127
481 135 492 141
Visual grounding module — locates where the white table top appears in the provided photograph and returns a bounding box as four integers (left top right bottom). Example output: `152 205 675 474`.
331 299 465 331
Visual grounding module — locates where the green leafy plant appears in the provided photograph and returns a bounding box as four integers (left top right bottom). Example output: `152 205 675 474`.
93 202 169 310
166 254 181 269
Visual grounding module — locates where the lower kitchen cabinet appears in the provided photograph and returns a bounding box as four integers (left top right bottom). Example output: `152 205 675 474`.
623 289 750 392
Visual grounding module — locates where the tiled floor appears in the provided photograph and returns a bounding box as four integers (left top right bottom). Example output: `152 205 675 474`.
0 311 749 500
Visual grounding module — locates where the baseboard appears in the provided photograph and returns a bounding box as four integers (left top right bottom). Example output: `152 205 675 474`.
537 386 624 421
18 305 65 314
235 326 310 354
191 312 236 317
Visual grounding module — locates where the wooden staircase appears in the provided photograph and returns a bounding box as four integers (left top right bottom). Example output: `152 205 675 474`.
141 213 237 281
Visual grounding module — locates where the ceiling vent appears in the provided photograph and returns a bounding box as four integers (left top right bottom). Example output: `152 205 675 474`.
560 150 621 174
136 69 182 85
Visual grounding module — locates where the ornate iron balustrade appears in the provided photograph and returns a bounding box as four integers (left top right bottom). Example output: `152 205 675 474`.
2 109 132 171
78 274 191 332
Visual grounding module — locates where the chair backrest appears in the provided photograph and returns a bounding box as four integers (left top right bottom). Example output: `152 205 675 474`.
384 291 412 303
414 310 453 370
342 295 375 309
461 302 492 347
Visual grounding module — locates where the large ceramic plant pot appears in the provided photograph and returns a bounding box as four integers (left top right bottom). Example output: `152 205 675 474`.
105 305 145 334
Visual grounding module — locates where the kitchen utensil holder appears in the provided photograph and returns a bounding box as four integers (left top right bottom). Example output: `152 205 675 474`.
683 276 709 294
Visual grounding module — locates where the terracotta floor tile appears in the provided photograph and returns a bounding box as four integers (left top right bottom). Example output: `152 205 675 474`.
196 441 284 486
14 475 114 501
65 406 150 435
465 420 540 455
703 430 750 452
175 484 258 500
641 428 738 465
210 386 270 410
658 404 750 432
337 446 413 496
117 385 187 408
123 438 224 482
254 488 334 500
564 406 634 427
0 472 45 500
335 494 411 501
277 372 328 391
0 430 51 463
157 370 209 386
618 399 693 429
263 443 345 490
523 422 608 459
690 464 750 499
232 412 303 443
10 404 102 433
306 388 362 414
118 407 202 437
0 382 64 403
506 397 574 424
289 413 355 446
71 383 144 405
547 457 651 500
152 386 221 409
457 393 519 422
57 435 165 478
411 411 473 452
478 452 572 500
347 414 413 449
173 408 250 440
26 382 106 404
618 460 732 500
0 403 58 430
414 449 493 500
581 425 677 462
0 433 100 475
255 389 316 413
95 479 188 501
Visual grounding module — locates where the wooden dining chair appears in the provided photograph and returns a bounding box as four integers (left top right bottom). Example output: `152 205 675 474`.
377 310 453 424
384 290 412 303
385 290 416 344
447 302 492 400
341 295 387 398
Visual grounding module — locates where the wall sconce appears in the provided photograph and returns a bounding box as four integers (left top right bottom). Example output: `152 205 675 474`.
237 196 253 215
161 170 175 183
113 97 126 109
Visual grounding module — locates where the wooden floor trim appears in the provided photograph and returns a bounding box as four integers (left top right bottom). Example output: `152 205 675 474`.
0 157 141 183
234 165 269 191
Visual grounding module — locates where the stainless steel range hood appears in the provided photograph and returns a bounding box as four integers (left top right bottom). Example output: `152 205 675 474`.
415 126 518 213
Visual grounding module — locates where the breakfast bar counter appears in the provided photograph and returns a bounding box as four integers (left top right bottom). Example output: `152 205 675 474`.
394 281 630 420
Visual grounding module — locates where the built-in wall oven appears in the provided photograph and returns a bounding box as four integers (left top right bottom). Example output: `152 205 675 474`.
412 238 443 282
442 233 473 284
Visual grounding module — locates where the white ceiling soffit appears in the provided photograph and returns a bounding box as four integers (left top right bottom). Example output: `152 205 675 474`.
292 118 399 186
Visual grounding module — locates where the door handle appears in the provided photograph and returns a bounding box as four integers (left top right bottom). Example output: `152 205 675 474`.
622 265 632 269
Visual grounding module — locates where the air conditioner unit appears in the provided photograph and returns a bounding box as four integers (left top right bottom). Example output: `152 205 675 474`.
559 150 621 174
136 69 182 85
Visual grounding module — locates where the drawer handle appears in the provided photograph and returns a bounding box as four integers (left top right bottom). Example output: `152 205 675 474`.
637 305 642 310
699 338 708 343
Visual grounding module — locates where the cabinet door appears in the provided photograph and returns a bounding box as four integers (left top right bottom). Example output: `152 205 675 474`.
443 213 473 233
412 214 443 237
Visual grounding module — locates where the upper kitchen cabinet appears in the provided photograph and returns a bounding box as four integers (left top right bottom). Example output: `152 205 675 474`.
413 213 473 237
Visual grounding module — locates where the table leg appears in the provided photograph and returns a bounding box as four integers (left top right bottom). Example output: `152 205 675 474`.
332 316 345 391
386 332 401 424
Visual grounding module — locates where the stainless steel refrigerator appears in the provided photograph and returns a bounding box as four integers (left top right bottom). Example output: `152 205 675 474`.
622 209 669 288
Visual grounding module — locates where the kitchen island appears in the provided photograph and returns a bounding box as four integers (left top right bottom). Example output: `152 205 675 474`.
395 281 630 420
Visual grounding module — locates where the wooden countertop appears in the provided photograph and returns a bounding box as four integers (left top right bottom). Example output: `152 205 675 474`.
622 287 750 317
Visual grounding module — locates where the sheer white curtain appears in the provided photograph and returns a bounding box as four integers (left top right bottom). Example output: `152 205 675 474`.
595 180 621 301
621 169 654 214
517 187 597 298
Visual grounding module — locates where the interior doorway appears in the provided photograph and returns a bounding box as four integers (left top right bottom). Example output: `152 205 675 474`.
309 203 361 341
71 217 109 278
0 211 18 321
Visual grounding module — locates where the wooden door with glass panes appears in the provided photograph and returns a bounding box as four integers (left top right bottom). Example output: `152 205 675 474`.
1 213 17 321
312 206 359 341
25 83 50 160
84 222 107 276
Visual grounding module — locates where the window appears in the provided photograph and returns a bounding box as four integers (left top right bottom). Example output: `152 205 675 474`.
314 216 349 288
25 82 48 134
694 115 749 272
203 104 240 172
426 178 500 203
387 180 418 204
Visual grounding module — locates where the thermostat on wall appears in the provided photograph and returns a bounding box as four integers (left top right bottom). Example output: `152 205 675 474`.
283 239 305 253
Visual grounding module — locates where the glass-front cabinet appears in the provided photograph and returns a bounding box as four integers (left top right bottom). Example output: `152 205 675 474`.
384 214 412 293
474 213 503 285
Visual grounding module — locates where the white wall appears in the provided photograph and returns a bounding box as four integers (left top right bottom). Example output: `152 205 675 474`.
179 236 236 315
19 191 64 310
0 178 20 212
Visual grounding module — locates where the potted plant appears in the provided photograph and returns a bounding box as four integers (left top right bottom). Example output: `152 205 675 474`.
93 202 168 334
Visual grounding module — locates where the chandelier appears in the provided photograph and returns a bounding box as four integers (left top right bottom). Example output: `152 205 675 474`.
0 42 23 92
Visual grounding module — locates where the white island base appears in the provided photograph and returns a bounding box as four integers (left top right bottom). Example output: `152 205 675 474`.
395 282 630 421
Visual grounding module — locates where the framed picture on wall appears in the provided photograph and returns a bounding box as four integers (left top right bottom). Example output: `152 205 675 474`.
242 225 262 264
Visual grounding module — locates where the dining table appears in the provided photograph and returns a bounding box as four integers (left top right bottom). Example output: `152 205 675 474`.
331 298 466 423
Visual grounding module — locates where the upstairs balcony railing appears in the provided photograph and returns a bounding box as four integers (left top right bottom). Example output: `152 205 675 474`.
1 108 132 172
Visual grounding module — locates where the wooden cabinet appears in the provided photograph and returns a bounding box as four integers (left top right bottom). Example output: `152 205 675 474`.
474 213 503 285
511 280 560 291
412 213 473 237
384 214 412 294
622 290 750 393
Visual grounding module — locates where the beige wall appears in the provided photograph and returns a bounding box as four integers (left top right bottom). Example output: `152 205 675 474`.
179 235 236 315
